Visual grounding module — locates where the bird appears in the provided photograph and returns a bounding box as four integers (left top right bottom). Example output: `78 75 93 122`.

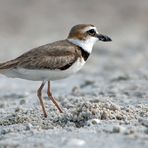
0 24 112 117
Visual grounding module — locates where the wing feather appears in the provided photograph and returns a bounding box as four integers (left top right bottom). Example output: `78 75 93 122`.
0 40 81 71
4 40 81 70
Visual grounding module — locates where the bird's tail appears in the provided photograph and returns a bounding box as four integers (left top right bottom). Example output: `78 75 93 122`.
0 60 18 73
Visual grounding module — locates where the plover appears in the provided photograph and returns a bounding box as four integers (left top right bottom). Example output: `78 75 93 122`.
0 24 111 117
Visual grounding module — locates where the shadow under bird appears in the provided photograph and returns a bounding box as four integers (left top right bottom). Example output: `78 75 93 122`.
0 24 112 117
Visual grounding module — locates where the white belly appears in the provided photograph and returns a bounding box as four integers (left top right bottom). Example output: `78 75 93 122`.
2 58 86 81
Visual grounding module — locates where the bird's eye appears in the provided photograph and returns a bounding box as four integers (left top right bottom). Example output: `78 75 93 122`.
87 29 96 36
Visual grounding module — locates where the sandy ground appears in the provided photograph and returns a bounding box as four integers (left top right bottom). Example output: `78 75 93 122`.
0 0 148 148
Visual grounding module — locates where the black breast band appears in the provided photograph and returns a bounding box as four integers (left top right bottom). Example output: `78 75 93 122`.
79 47 90 61
59 46 90 70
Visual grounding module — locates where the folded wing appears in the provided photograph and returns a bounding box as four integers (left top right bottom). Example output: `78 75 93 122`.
0 40 80 71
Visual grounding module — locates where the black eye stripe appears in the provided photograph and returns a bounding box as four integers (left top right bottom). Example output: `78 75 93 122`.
87 29 96 36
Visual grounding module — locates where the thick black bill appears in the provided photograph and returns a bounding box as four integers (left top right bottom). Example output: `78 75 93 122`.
97 34 112 42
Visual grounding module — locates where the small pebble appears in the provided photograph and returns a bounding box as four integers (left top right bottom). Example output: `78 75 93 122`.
112 125 126 133
138 118 148 127
26 123 33 130
15 107 21 112
66 138 86 146
19 99 26 105
1 129 7 135
71 86 81 95
110 103 120 111
0 103 5 108
101 111 108 119
144 128 148 134
87 119 101 125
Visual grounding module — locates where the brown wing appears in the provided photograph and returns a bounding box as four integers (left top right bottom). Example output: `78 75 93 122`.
17 50 77 70
0 40 81 70
0 60 19 70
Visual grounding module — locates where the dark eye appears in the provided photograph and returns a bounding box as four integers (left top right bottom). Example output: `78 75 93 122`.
87 29 96 36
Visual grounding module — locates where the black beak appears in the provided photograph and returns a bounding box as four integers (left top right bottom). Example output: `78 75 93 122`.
96 34 112 42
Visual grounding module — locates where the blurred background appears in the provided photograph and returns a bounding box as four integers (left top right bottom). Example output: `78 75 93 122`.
0 0 148 77
0 1 148 147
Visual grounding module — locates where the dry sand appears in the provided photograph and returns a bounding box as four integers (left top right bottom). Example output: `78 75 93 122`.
0 0 148 148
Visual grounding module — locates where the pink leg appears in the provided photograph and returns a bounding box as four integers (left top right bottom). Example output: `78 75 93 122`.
37 81 47 117
47 81 63 113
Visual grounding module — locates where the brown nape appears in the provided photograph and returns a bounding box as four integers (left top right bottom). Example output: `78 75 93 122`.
68 24 94 40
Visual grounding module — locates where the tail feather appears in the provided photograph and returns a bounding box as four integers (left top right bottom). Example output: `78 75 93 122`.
0 60 18 72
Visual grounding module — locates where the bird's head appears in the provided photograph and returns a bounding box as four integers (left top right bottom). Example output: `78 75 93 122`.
68 24 112 53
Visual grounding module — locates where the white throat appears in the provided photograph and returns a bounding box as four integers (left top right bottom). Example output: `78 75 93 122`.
68 37 98 53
